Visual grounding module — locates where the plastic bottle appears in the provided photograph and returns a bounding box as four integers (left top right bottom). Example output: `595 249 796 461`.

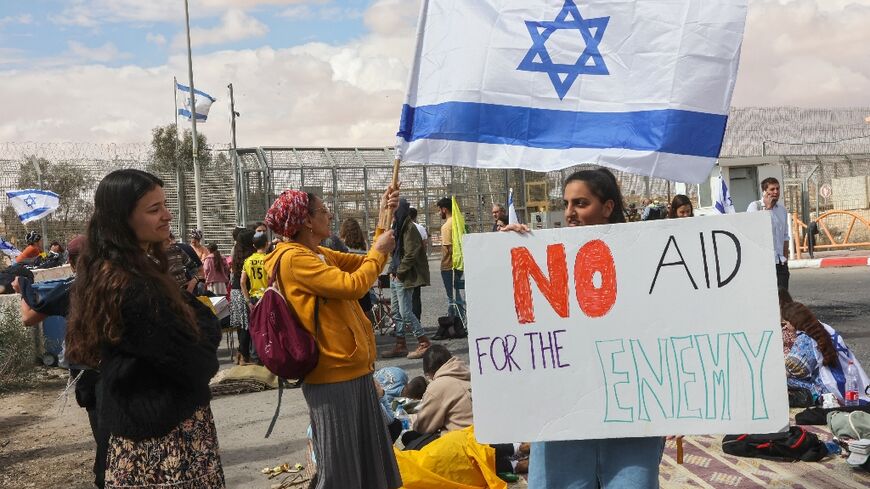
824 440 841 456
395 405 411 431
845 361 860 407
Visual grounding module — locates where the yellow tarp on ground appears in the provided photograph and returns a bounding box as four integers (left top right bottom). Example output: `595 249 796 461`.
395 426 507 489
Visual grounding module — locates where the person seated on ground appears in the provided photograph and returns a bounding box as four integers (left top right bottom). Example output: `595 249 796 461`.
374 366 410 442
781 302 870 404
402 376 428 401
400 368 530 475
405 345 473 443
778 288 796 354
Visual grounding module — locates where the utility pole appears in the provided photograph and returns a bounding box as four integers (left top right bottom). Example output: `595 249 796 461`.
228 83 244 226
183 0 204 232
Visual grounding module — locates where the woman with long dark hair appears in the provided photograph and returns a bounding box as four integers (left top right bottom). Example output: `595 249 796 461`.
203 242 229 296
668 194 694 218
504 167 664 488
781 301 870 403
66 169 224 488
230 228 256 364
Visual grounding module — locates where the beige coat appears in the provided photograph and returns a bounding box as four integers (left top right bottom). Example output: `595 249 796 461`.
413 357 474 433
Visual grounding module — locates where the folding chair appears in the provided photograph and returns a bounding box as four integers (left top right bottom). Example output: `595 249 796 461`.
371 274 395 335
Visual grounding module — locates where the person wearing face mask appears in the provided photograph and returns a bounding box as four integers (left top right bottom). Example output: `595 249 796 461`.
747 177 790 291
503 167 665 489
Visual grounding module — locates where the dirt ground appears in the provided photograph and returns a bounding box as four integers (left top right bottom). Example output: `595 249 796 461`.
0 370 96 489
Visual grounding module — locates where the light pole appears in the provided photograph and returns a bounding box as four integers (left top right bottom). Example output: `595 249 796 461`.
33 161 48 247
183 0 204 233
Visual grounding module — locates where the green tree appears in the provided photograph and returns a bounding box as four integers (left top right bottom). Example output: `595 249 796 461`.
148 123 212 173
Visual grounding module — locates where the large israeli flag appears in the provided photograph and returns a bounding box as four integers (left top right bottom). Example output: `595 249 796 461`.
397 0 748 184
176 82 216 122
6 189 60 224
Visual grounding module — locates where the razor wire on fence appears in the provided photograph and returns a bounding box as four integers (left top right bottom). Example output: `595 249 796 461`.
2 137 870 259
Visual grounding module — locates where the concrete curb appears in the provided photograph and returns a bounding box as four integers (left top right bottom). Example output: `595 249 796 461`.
789 256 870 270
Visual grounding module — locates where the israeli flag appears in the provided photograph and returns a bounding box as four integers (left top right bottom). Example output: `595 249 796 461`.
715 172 735 214
507 188 520 225
6 189 60 224
0 236 20 259
176 82 216 122
397 0 748 184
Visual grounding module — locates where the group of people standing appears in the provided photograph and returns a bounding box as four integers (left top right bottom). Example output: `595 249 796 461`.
19 161 841 489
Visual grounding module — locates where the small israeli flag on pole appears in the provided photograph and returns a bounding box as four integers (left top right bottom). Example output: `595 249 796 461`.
6 189 61 224
507 188 520 225
176 81 216 122
715 171 735 214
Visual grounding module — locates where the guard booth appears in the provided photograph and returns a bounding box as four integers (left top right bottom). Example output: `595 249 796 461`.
698 156 786 213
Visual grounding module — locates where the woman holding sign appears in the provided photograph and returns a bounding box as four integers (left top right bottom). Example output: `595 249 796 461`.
504 167 665 488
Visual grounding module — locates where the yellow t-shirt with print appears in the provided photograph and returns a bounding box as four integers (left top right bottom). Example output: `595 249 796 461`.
243 252 269 299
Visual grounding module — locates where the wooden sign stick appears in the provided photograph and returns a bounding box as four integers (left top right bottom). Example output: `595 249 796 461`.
380 157 401 229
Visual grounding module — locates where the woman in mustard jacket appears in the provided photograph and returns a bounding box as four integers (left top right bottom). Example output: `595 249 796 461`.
263 185 400 489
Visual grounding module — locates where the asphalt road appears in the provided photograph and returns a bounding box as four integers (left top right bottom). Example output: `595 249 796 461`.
789 266 870 366
211 261 869 487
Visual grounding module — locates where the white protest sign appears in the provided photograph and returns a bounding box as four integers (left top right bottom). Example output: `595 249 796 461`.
464 212 789 443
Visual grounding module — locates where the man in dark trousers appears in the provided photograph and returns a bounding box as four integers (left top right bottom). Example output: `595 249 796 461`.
14 236 107 489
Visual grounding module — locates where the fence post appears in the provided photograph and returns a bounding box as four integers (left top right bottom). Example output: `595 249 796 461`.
476 168 485 232
422 165 430 254
362 165 370 237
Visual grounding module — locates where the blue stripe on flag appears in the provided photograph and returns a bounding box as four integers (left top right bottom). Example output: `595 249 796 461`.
175 82 216 102
18 207 54 222
398 102 727 158
178 108 208 121
5 189 60 199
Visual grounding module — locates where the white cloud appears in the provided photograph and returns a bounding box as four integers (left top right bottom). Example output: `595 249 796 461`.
0 14 33 27
0 48 26 66
67 41 131 63
2 0 867 148
731 0 870 106
51 0 317 26
280 5 362 21
146 32 167 46
279 5 314 19
173 9 269 48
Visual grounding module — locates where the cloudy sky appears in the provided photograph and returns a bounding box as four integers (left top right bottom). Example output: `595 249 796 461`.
0 0 867 147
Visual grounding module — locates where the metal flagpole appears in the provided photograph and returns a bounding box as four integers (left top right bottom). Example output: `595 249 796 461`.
228 83 244 226
183 0 204 233
173 76 187 240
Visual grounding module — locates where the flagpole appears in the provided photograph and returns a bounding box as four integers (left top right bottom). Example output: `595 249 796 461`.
183 0 204 233
380 158 401 229
173 76 187 240
33 163 48 248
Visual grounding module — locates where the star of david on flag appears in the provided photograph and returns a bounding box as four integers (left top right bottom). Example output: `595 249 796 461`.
6 189 60 224
396 0 749 184
517 0 609 100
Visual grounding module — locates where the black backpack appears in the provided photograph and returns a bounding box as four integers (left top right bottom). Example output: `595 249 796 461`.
722 427 827 462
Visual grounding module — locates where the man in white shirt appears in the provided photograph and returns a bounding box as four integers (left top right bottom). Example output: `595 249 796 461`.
747 177 790 291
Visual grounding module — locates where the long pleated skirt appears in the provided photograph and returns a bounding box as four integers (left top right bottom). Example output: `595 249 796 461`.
302 374 403 489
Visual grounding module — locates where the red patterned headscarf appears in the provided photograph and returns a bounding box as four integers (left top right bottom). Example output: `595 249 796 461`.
265 190 310 237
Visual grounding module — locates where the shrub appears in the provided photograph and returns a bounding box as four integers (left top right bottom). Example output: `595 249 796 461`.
0 302 35 390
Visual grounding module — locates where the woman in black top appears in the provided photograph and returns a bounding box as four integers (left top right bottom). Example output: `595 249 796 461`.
66 169 224 488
